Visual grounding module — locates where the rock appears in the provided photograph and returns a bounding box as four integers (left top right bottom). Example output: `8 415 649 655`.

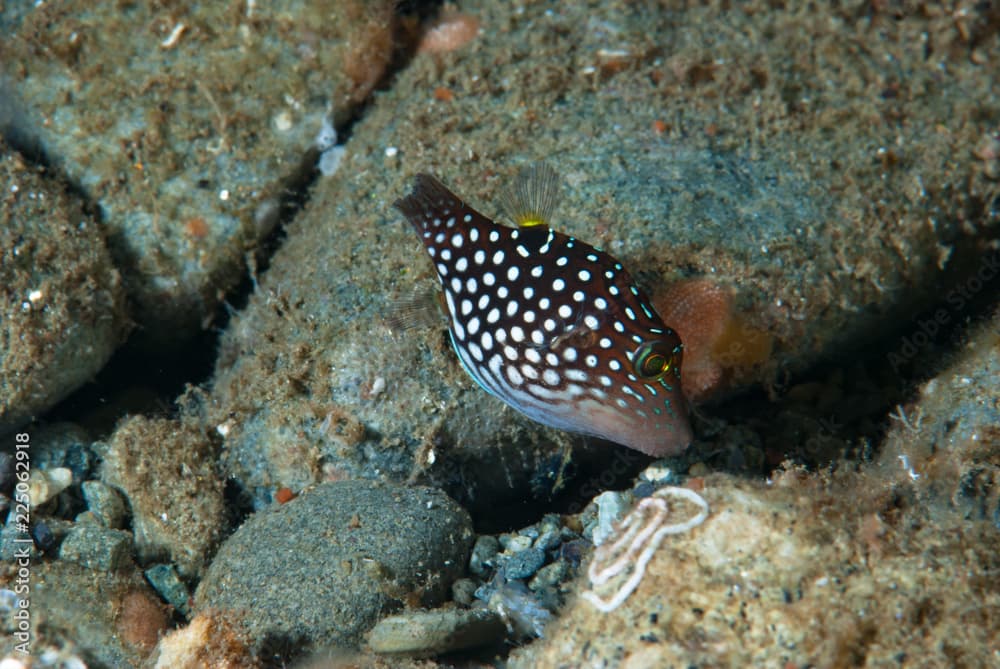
0 561 163 667
533 529 561 553
500 547 546 580
451 578 478 606
101 416 225 578
0 141 128 430
196 480 474 651
59 523 134 572
590 490 632 546
529 560 569 592
874 313 1000 526
469 535 500 576
0 515 36 562
204 0 999 526
81 480 128 529
117 589 171 654
511 375 1000 669
144 563 192 618
30 423 99 485
25 467 72 508
0 1 399 347
500 533 533 553
367 607 505 656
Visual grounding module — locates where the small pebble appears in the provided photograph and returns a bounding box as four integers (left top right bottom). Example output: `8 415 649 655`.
591 490 632 546
145 563 192 617
487 578 552 638
368 607 505 656
632 480 655 499
30 522 56 553
81 480 128 529
501 547 546 579
502 534 533 552
518 526 540 540
529 559 568 591
559 539 588 567
533 529 561 552
451 578 477 606
27 467 73 508
470 535 499 576
536 513 561 534
0 514 37 562
640 463 678 484
59 524 134 572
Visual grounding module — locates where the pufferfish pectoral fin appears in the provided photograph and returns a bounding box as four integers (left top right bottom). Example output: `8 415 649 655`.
384 285 447 335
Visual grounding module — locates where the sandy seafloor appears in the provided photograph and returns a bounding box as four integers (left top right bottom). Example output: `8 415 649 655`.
1 1 999 667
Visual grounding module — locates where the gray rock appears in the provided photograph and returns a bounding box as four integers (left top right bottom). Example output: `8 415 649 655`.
144 563 191 618
0 560 163 668
59 524 134 572
196 480 474 650
367 607 505 657
469 535 500 576
203 0 998 526
81 480 127 529
0 515 37 562
101 416 225 578
451 578 478 606
500 533 533 552
0 2 398 346
0 142 127 430
30 423 97 482
529 560 569 592
501 547 546 580
533 529 562 553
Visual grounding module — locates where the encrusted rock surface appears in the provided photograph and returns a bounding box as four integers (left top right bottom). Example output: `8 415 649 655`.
196 480 474 650
0 140 127 430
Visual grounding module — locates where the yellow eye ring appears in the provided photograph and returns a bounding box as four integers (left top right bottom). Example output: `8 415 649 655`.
633 340 678 380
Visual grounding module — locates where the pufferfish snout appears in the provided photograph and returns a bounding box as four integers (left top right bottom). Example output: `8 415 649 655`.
394 165 692 457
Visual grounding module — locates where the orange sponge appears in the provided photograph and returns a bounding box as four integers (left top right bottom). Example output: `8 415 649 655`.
653 279 771 402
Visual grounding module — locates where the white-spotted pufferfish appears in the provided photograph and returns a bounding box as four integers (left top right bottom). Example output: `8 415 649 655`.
394 165 692 457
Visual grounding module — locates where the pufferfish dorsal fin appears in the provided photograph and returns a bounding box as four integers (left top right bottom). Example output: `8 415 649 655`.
498 163 562 229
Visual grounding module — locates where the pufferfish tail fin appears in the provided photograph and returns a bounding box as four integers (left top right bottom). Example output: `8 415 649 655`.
498 163 562 229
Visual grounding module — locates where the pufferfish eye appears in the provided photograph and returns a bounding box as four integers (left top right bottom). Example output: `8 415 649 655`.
632 340 679 380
